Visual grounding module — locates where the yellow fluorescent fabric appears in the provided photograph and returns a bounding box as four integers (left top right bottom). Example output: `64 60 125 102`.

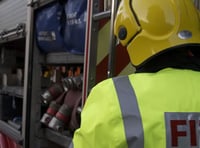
72 68 200 147
130 68 200 148
72 78 128 148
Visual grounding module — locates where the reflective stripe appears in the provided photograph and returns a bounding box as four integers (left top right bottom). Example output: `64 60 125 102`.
113 76 144 148
69 142 73 148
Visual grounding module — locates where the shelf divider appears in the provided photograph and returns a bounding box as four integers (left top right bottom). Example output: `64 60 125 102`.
0 120 23 145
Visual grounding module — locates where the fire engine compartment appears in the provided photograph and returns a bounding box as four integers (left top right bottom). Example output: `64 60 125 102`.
1 0 198 148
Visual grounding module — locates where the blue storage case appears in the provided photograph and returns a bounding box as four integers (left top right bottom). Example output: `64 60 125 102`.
64 0 87 54
35 1 67 53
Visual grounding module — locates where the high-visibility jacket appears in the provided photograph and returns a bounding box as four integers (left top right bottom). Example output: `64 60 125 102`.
70 68 200 148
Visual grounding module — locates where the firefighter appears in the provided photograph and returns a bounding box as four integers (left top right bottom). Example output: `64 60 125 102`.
70 0 200 147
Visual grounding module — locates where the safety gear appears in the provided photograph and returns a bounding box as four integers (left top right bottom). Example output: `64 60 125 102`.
114 0 200 67
48 89 82 132
68 96 82 132
41 83 64 105
40 91 67 126
62 75 83 91
70 68 200 148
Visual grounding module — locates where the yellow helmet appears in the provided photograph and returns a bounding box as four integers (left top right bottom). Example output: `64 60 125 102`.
114 0 200 67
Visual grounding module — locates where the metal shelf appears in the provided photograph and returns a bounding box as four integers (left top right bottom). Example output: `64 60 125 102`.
37 0 55 8
0 120 23 145
0 24 26 44
29 0 55 10
25 0 87 147
46 52 84 64
0 34 25 44
41 128 72 147
93 10 111 21
0 86 24 98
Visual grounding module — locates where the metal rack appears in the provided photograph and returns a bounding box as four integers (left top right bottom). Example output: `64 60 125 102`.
0 0 27 147
0 86 24 98
0 86 23 145
24 0 83 147
41 128 72 147
81 0 119 104
0 120 23 144
0 23 26 44
23 0 119 147
0 45 25 145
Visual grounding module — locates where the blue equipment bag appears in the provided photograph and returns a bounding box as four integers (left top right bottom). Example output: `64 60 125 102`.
35 1 67 53
64 0 87 54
